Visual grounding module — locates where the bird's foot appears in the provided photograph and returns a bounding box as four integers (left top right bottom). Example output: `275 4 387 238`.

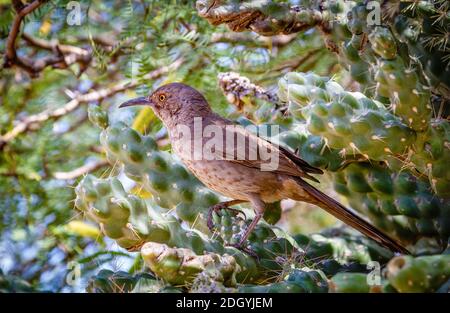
226 242 259 260
206 203 246 232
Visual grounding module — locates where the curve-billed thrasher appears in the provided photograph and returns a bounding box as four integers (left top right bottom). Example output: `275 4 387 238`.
120 82 409 254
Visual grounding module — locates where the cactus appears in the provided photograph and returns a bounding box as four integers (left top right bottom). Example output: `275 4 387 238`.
74 177 268 285
278 72 418 163
386 254 450 293
86 269 183 293
75 170 328 287
279 72 449 251
75 175 256 264
293 227 394 266
75 175 167 251
189 268 329 293
141 242 240 287
76 168 450 292
218 72 279 110
75 161 394 291
89 107 219 224
78 94 448 291
332 163 449 249
370 27 432 131
329 253 450 293
238 269 329 293
275 128 348 172
198 0 449 95
411 119 450 196
72 0 450 293
86 270 160 293
392 5 450 98
329 273 372 293
196 0 329 36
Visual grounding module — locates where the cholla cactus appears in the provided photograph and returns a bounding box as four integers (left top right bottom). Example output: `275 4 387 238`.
218 72 278 109
196 0 329 36
86 270 159 293
329 253 450 293
198 1 449 97
386 254 450 292
278 71 448 252
73 0 450 293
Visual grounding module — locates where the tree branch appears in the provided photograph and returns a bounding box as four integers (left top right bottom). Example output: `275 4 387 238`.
23 33 92 75
4 0 92 77
197 0 327 36
6 0 46 62
5 0 46 74
211 32 297 48
0 59 183 150
0 83 133 148
53 160 109 180
22 33 90 56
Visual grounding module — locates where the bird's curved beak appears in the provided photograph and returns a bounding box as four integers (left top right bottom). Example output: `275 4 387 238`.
119 97 153 108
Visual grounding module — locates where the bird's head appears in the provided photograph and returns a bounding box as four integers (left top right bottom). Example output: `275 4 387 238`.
119 82 212 127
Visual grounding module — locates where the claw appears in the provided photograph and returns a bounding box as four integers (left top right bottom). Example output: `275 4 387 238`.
206 202 246 232
207 207 217 232
225 207 246 220
206 203 223 232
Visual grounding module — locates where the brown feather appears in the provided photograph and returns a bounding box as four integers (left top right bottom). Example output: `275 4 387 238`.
293 177 410 254
206 118 322 182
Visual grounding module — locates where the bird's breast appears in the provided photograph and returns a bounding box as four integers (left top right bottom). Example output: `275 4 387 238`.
181 158 285 202
170 136 289 203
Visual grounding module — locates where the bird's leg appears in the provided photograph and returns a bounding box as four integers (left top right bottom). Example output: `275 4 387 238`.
227 194 265 258
237 211 263 246
207 199 247 232
225 211 263 259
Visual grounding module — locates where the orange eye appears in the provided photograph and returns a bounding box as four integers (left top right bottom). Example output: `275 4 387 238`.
158 94 166 102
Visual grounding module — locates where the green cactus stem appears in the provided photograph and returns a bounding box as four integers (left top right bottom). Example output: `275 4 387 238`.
387 254 450 293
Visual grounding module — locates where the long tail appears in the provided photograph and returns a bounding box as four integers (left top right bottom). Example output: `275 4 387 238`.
294 178 410 254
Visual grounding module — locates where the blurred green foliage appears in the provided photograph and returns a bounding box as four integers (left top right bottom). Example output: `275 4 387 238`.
1 0 448 293
0 0 334 291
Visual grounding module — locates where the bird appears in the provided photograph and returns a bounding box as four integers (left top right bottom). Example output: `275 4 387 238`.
119 82 409 255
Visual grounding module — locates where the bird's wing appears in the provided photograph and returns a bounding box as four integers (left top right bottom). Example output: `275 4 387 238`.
264 138 323 175
204 120 322 182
